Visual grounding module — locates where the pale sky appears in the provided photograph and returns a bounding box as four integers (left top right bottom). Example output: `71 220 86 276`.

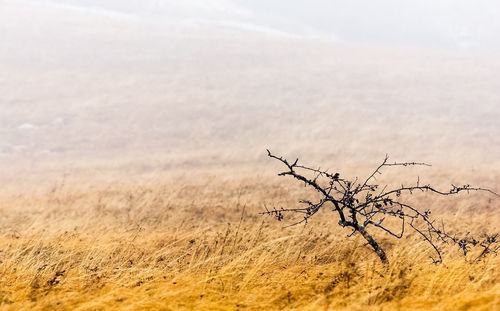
16 0 500 50
1 0 499 169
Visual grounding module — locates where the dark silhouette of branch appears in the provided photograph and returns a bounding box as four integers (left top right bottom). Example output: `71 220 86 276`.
263 149 499 264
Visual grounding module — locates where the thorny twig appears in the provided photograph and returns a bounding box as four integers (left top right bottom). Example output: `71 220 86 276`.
262 149 499 264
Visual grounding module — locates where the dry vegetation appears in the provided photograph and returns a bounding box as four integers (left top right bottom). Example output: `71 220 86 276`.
1 3 500 310
0 164 498 310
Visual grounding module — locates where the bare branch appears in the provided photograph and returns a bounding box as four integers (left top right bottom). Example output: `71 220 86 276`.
264 149 499 264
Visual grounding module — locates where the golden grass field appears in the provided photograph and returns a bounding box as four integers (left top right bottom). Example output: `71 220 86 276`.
0 162 499 310
1 2 500 310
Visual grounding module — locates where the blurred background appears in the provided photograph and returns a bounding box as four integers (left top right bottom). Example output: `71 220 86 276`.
1 0 499 183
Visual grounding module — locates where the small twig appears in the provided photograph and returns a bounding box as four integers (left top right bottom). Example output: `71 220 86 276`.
263 149 499 264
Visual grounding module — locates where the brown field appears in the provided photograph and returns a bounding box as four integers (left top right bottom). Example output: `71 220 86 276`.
1 2 500 310
0 165 499 310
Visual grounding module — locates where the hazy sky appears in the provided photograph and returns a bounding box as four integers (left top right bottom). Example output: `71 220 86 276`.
1 0 500 174
17 0 500 50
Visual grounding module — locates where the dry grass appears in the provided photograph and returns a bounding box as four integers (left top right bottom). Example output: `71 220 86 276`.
0 169 498 310
1 4 499 309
